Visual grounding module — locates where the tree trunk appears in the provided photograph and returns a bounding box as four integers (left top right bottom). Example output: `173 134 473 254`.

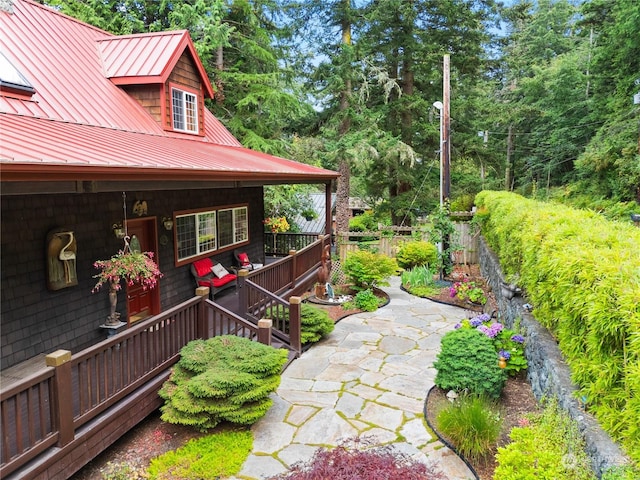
335 0 352 236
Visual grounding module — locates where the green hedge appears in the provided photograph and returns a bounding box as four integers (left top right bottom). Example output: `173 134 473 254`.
475 190 640 463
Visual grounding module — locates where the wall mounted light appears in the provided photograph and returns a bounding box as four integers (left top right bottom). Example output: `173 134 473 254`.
112 223 125 239
162 217 174 231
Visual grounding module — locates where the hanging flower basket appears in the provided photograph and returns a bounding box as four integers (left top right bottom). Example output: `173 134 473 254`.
93 250 163 292
263 216 290 233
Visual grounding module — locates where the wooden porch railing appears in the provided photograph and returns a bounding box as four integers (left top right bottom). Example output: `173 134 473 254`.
0 235 329 479
263 232 320 256
237 234 330 356
0 295 265 480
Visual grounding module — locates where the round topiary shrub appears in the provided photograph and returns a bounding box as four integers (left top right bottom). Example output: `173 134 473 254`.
433 327 506 399
158 335 288 431
396 240 438 270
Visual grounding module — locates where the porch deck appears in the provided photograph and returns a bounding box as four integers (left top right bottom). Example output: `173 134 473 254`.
0 236 328 480
0 258 279 390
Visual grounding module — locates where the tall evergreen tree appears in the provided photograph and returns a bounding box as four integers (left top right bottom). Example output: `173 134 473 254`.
357 0 497 220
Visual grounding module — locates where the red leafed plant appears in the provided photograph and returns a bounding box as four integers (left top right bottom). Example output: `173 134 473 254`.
267 437 446 480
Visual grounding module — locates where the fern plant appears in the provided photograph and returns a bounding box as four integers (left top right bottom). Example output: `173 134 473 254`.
265 304 334 344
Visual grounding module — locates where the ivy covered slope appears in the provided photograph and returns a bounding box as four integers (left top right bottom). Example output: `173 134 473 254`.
475 190 640 463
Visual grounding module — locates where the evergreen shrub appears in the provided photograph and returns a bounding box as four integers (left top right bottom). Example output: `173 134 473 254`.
475 190 640 462
433 327 506 399
396 240 438 269
343 249 397 290
265 304 334 344
158 335 288 431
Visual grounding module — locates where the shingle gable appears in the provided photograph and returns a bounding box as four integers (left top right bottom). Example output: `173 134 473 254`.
97 30 214 99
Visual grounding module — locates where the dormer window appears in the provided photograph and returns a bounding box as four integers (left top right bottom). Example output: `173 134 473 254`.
171 86 198 133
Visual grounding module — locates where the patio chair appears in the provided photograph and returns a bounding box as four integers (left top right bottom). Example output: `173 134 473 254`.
190 257 237 299
233 249 262 271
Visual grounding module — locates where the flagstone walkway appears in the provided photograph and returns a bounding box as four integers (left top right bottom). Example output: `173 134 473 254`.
233 277 476 480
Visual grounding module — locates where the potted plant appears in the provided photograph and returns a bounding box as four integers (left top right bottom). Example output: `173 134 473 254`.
263 216 290 233
263 217 290 255
93 248 162 325
301 208 317 221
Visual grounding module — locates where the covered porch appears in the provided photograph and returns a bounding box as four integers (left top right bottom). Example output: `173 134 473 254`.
0 235 329 480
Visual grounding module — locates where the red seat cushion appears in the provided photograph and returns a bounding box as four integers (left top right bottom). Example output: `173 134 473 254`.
212 273 236 287
238 252 250 266
198 273 236 288
193 258 213 277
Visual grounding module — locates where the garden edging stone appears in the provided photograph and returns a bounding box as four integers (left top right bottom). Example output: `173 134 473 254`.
478 237 629 477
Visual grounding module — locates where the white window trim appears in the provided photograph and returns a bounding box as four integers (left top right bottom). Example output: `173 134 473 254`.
171 87 198 134
175 206 249 263
218 206 249 248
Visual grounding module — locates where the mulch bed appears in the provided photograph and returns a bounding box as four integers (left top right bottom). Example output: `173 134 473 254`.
426 375 539 480
416 264 539 479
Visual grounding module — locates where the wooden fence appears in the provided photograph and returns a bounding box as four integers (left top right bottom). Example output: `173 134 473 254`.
335 220 478 264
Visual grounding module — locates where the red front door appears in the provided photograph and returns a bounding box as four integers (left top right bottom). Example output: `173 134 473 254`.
125 217 160 324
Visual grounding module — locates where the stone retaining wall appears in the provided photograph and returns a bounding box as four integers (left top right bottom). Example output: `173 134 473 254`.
478 237 629 477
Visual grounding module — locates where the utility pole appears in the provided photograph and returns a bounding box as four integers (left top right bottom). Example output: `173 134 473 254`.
442 54 451 205
505 124 514 191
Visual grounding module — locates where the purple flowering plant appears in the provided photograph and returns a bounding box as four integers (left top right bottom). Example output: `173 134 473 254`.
455 314 528 376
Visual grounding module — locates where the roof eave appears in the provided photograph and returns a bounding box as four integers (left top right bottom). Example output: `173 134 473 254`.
0 164 340 184
109 76 163 85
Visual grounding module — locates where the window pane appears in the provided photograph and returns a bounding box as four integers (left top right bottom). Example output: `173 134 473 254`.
176 215 196 260
218 209 233 248
175 205 248 263
198 212 216 253
185 92 198 132
234 207 248 243
172 89 184 130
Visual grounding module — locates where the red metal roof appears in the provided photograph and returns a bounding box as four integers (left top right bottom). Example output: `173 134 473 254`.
98 31 215 98
0 114 335 182
0 0 338 184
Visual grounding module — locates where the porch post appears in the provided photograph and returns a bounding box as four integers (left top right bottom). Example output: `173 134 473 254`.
238 269 249 319
45 350 74 447
325 182 332 238
289 249 297 291
195 286 209 338
289 296 302 355
257 319 272 346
